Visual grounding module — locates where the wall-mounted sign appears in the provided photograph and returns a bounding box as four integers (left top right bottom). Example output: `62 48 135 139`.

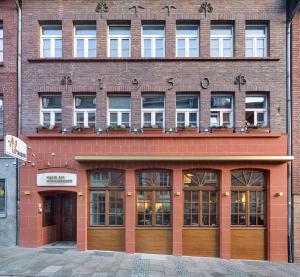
5 135 27 161
37 173 77 187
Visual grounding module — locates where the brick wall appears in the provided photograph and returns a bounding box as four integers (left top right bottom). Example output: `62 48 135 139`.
21 0 287 133
0 0 18 155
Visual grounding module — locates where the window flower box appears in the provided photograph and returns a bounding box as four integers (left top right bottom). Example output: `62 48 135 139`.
247 127 270 134
107 125 129 134
71 125 95 134
36 125 61 134
211 127 234 134
142 127 164 134
176 127 199 134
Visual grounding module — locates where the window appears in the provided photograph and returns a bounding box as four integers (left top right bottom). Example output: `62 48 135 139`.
40 96 62 128
0 180 6 217
176 95 199 128
184 170 218 226
142 25 165 58
40 26 62 58
137 170 171 226
108 96 131 128
142 95 164 128
245 25 267 58
0 96 3 136
89 170 125 226
74 25 96 58
176 25 199 57
43 197 55 226
211 25 233 57
210 95 233 127
246 95 268 127
231 170 266 226
0 23 3 62
108 26 130 58
74 95 96 128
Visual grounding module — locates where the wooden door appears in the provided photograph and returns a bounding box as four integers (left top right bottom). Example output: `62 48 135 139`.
61 194 77 241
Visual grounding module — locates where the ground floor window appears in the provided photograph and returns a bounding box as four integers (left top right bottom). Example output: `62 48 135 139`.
89 170 125 226
183 170 219 226
43 196 55 226
231 170 266 226
0 180 5 217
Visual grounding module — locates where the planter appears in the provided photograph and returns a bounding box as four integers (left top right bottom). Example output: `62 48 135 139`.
36 127 61 134
248 127 270 134
177 128 199 134
107 128 129 134
211 128 234 134
71 128 95 134
142 128 164 134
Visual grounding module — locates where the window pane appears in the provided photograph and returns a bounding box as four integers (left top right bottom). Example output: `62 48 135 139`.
110 39 118 57
138 171 171 187
109 26 130 36
246 111 255 125
76 112 84 123
75 96 96 109
177 39 185 57
121 39 130 57
143 26 164 36
90 171 124 187
246 48 253 57
55 113 62 123
42 96 61 109
211 96 232 108
177 113 185 127
42 26 62 36
246 26 266 36
176 25 198 36
189 39 198 57
55 39 62 57
43 39 51 58
143 113 151 127
176 95 198 109
189 113 197 127
143 39 152 57
155 39 164 57
110 113 118 124
246 96 265 109
143 95 164 108
211 26 232 36
0 181 5 215
211 39 219 57
257 112 265 124
88 39 96 57
75 25 96 36
210 112 219 126
109 96 130 109
257 48 265 57
76 39 84 57
121 113 130 125
155 112 164 127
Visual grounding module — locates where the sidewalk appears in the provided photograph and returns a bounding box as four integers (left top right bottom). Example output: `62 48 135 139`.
0 246 299 277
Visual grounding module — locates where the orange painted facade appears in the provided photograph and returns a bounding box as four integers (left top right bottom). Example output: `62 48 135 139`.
19 132 289 262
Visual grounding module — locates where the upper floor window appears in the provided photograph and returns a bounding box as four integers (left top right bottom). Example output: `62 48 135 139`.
211 95 233 127
211 25 233 57
142 95 164 128
176 95 199 128
74 25 96 58
137 170 171 226
40 95 62 128
74 95 96 128
246 95 268 127
0 96 3 136
176 25 199 57
108 96 131 128
0 180 6 217
90 170 125 226
40 26 62 58
184 170 219 226
0 23 3 62
108 26 130 58
245 25 267 58
142 25 165 58
231 170 266 226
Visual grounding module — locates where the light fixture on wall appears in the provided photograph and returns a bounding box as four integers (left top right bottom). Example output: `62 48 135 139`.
127 192 132 196
275 192 283 197
223 192 230 196
175 192 181 196
78 192 84 197
24 191 31 195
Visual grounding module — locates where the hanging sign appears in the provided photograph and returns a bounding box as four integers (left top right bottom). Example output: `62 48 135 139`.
37 173 77 187
5 135 27 161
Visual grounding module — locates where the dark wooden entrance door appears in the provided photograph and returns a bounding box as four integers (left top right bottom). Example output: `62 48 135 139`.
61 194 77 241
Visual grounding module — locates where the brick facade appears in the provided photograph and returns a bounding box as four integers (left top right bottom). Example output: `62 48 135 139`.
0 0 18 154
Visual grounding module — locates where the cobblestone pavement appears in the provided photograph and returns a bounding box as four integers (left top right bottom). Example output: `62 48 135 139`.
0 246 300 277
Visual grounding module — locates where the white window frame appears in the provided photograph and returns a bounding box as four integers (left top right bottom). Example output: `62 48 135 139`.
210 95 234 127
245 95 268 127
141 95 165 128
142 25 165 58
176 95 199 128
107 96 131 127
107 26 131 58
210 25 233 58
74 25 97 58
245 25 267 58
40 96 62 128
74 96 96 128
0 23 3 62
40 25 62 58
176 25 199 57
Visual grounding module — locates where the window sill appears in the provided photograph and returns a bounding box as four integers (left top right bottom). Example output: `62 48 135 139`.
183 226 219 229
88 226 125 229
135 226 172 229
231 226 267 229
27 57 280 63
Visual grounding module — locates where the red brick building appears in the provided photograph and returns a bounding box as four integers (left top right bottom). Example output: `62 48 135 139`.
20 0 291 261
0 0 18 246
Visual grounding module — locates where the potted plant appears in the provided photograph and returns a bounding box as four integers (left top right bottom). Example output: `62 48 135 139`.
142 125 164 134
36 125 61 134
176 125 199 134
71 124 95 134
211 125 234 134
107 125 129 134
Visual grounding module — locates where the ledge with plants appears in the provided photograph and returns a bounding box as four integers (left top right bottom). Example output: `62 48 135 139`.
36 125 61 134
176 126 199 134
211 125 234 134
107 125 130 134
71 125 95 134
142 125 164 134
247 124 270 134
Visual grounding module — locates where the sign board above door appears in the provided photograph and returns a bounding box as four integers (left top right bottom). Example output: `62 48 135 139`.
37 173 77 187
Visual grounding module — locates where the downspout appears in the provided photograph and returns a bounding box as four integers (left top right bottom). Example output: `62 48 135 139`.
13 0 21 246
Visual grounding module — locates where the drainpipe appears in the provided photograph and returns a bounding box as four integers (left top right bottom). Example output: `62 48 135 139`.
13 0 21 246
